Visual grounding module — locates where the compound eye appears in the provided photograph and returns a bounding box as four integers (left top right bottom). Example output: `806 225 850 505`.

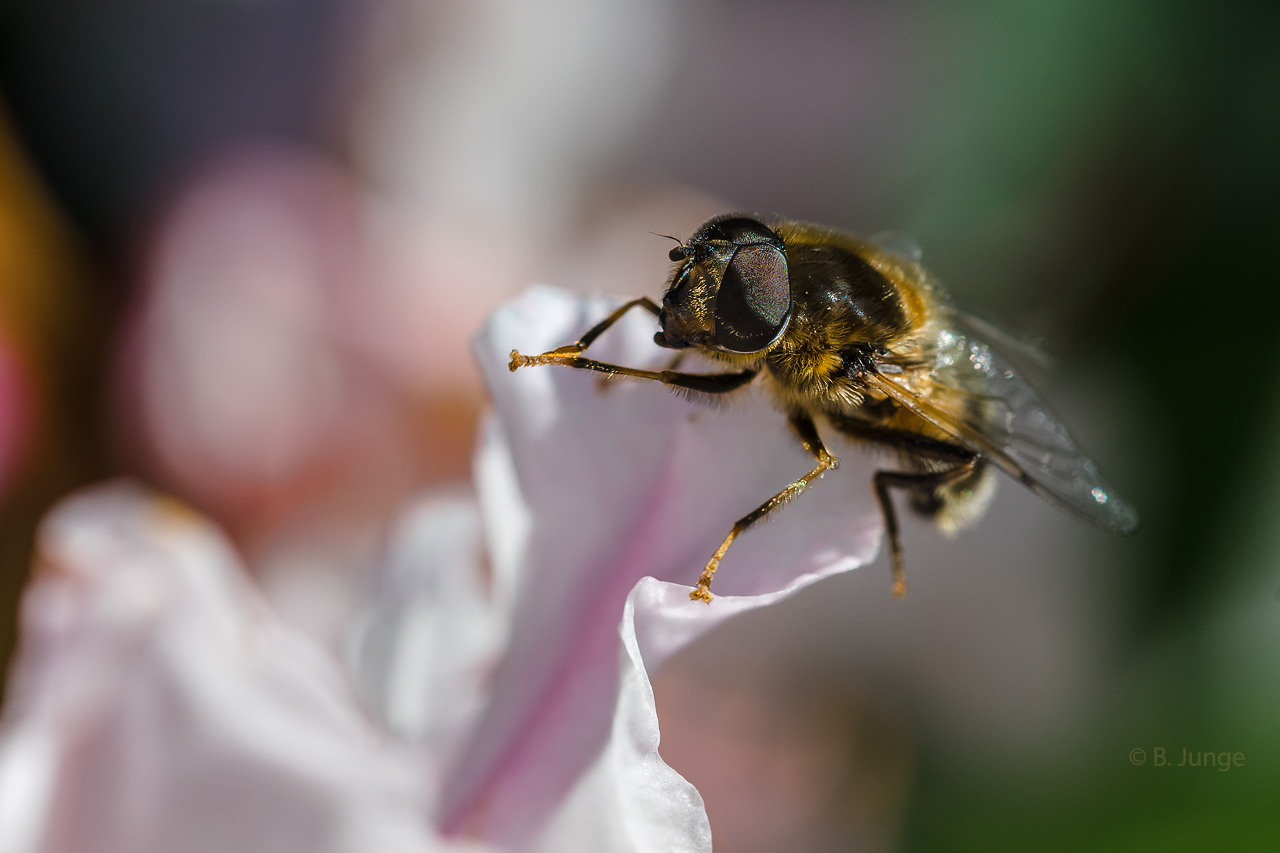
713 243 791 353
711 217 784 248
690 214 785 249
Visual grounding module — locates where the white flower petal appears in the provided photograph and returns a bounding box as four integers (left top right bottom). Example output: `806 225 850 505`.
442 287 881 845
0 482 462 853
351 493 504 766
535 579 711 853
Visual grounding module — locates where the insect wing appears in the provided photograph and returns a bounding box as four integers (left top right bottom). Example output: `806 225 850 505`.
944 300 1057 370
867 230 924 264
868 330 1138 534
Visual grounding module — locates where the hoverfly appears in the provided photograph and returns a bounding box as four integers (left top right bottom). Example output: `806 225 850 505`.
509 214 1138 602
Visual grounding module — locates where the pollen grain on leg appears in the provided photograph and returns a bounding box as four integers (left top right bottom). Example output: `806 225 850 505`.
689 585 713 604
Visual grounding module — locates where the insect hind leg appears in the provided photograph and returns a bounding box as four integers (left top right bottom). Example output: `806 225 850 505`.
825 413 977 598
873 459 978 598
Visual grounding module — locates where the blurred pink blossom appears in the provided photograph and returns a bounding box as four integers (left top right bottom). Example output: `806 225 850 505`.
0 331 33 498
0 483 444 853
115 145 515 648
118 147 501 527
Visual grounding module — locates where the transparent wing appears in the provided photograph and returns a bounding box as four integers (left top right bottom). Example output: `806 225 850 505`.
867 230 1055 368
869 329 1138 534
867 230 924 263
944 298 1057 370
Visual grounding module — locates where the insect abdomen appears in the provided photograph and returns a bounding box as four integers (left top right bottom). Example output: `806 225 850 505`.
908 459 997 535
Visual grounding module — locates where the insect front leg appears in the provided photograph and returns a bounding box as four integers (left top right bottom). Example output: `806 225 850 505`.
509 353 759 394
507 299 759 394
509 297 660 370
692 410 838 603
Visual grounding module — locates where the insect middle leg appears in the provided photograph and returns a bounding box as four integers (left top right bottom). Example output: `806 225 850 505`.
827 415 976 598
692 410 838 603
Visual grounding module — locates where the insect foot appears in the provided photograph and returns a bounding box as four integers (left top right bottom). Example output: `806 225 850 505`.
509 346 585 372
690 561 720 604
508 349 532 371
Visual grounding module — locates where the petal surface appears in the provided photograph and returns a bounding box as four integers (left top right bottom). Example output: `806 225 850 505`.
0 483 462 853
443 287 881 845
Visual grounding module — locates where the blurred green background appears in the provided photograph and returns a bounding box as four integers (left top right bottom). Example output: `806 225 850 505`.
1 1 1277 849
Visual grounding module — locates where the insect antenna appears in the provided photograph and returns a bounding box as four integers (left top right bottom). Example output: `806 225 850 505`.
652 232 689 261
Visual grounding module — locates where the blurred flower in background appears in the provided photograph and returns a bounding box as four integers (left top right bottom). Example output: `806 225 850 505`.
0 106 104 675
0 331 31 502
0 0 1278 850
